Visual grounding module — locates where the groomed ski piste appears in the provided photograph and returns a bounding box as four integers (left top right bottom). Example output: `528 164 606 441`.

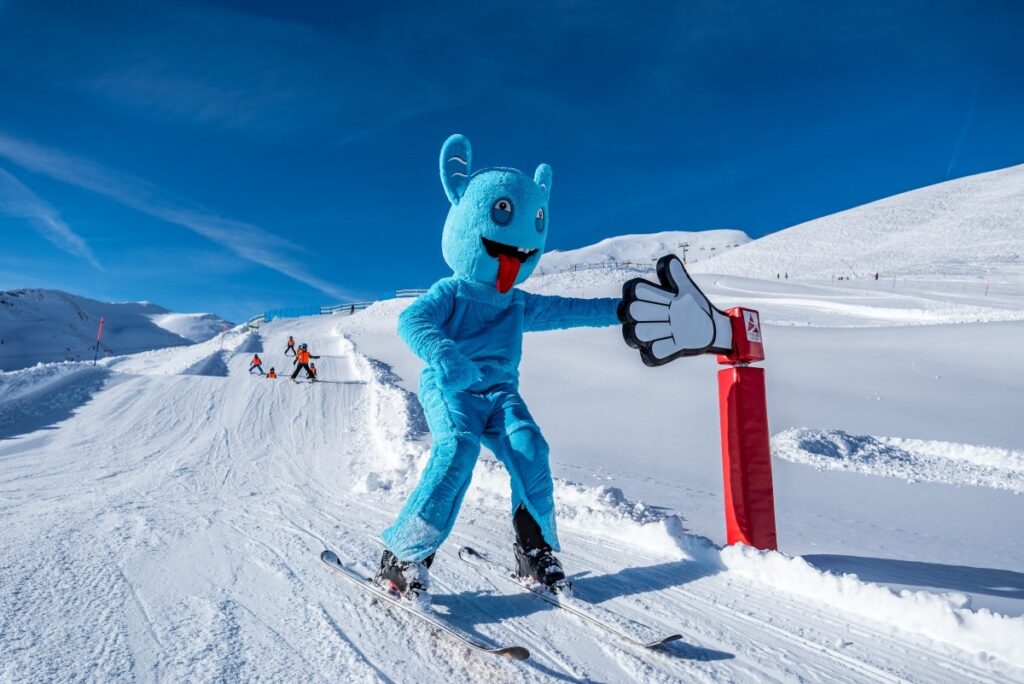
3 165 1024 682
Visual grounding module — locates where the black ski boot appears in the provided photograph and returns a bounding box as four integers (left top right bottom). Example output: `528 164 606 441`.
512 505 569 593
375 549 434 606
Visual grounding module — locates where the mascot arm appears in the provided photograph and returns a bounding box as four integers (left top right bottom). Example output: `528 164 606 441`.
397 282 457 364
521 292 621 332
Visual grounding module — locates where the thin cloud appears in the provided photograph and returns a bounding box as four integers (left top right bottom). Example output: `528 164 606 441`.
0 165 103 269
947 62 986 179
0 132 353 301
61 3 448 139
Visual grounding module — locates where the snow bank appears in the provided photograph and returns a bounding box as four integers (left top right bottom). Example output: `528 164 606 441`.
774 427 1024 494
343 330 429 495
720 544 1024 667
466 460 699 559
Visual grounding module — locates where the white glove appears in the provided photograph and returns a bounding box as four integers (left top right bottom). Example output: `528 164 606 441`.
619 255 733 366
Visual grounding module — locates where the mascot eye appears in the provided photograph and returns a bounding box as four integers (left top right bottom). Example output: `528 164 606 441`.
535 207 545 233
491 198 514 225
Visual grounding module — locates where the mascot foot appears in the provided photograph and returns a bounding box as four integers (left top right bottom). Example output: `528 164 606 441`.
375 549 434 607
512 504 568 591
514 542 568 592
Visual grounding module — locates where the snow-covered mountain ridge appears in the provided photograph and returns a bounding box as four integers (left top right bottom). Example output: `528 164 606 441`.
0 288 231 370
692 163 1024 281
522 164 1024 329
149 311 232 343
537 229 749 275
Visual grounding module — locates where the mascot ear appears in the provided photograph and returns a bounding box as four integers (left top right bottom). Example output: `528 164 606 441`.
440 134 472 205
534 163 552 201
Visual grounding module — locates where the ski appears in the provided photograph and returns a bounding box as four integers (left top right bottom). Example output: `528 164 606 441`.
458 546 682 650
319 549 530 660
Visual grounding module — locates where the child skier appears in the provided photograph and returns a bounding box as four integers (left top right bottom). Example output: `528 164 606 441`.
267 367 277 379
249 354 264 375
291 343 320 382
309 362 318 380
285 336 296 356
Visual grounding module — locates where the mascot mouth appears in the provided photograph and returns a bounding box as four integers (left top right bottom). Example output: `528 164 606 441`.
481 237 538 293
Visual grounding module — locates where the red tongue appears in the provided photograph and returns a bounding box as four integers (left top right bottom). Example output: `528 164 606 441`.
496 254 521 293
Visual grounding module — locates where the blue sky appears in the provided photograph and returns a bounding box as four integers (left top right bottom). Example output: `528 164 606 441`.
0 1 1021 322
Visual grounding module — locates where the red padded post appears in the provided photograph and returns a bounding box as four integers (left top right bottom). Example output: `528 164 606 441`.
716 308 777 550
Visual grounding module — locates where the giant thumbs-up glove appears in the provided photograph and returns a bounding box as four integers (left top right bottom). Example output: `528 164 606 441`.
618 255 734 366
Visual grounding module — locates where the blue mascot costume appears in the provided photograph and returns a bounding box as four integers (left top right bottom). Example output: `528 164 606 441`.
376 134 622 601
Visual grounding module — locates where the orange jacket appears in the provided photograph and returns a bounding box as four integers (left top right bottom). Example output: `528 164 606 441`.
251 355 262 366
267 370 277 378
287 337 295 347
296 349 310 364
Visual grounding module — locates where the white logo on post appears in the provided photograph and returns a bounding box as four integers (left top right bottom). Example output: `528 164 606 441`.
744 311 761 343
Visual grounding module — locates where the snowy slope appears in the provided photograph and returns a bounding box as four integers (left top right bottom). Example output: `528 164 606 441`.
0 289 229 370
537 229 749 275
4 313 1023 682
692 164 1024 281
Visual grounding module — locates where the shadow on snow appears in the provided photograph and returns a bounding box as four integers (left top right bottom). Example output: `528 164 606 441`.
183 350 230 377
436 558 733 663
805 554 1024 601
0 366 111 441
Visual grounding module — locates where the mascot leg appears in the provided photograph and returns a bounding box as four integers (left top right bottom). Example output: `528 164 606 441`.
381 381 485 561
485 411 568 589
484 390 559 551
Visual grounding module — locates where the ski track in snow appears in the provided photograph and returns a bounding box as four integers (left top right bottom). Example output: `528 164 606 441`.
1 318 1023 683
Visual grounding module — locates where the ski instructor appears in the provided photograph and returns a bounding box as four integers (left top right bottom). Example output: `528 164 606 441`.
376 134 733 603
291 343 320 382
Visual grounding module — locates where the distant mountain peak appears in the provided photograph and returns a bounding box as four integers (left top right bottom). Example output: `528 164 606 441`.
0 289 232 370
693 164 1024 281
537 229 751 275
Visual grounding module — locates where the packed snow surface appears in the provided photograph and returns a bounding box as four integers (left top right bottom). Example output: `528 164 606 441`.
773 428 1024 494
4 308 1023 682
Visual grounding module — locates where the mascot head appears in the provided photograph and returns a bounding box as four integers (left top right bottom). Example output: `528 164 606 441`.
439 134 551 293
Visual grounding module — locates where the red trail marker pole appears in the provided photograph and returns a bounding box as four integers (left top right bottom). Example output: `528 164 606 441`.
93 316 105 365
716 308 777 550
